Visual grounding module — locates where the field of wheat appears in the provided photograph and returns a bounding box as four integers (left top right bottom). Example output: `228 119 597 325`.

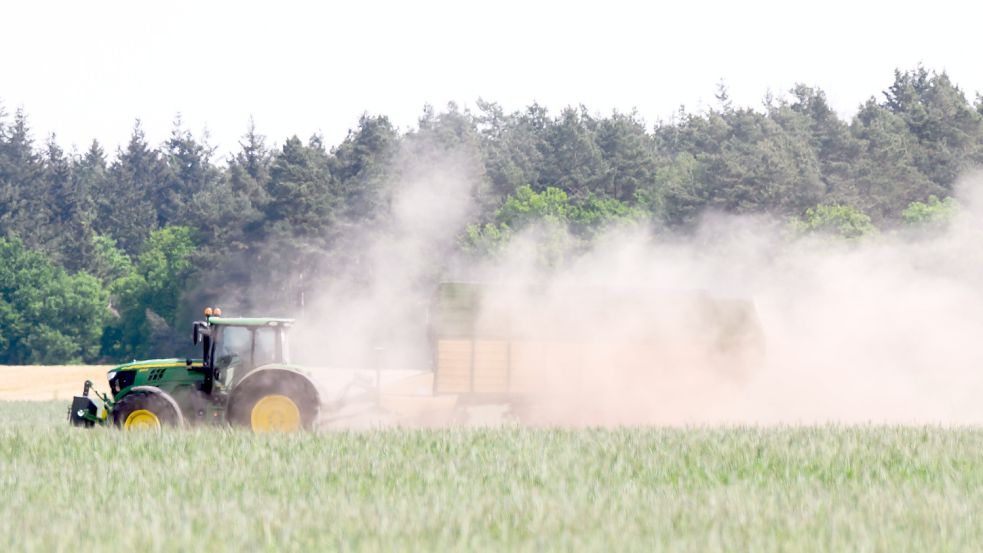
1 397 982 552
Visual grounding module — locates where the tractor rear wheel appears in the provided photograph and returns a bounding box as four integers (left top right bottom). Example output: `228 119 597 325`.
113 392 180 430
228 379 318 432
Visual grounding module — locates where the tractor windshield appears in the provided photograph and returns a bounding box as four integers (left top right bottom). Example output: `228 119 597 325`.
215 326 251 367
212 325 289 375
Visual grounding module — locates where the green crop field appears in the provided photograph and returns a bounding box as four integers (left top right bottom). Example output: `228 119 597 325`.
1 401 982 552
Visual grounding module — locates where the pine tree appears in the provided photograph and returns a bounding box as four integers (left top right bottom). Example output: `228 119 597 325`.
883 68 983 188
594 111 656 202
328 114 398 224
0 109 43 242
265 135 336 239
542 107 608 199
229 117 272 213
99 121 165 253
160 116 222 226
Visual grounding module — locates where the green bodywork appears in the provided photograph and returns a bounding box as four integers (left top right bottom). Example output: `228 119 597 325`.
72 316 308 427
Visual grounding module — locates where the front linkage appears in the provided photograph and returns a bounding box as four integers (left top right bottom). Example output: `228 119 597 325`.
68 380 111 427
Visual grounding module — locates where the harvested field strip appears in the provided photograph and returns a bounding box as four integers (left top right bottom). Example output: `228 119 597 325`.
0 365 112 401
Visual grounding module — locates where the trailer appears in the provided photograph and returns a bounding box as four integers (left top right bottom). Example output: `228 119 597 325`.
421 282 765 423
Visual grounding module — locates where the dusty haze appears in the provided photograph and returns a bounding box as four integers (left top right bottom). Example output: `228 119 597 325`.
287 149 983 426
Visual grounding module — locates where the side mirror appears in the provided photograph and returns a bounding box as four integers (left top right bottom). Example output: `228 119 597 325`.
192 321 209 345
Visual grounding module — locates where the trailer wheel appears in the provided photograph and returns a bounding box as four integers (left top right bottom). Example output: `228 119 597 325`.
113 392 180 430
228 375 319 432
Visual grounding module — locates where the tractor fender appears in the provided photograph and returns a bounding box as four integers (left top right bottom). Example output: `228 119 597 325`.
230 366 321 412
127 386 186 426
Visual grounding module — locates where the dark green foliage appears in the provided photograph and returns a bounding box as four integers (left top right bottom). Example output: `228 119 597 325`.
594 112 657 202
328 114 399 224
159 119 223 227
541 107 609 198
476 101 549 200
227 119 272 216
883 68 983 187
101 227 198 359
265 136 335 240
97 122 166 254
0 237 108 363
87 234 133 284
1 67 983 362
657 107 824 226
849 100 939 221
0 110 44 248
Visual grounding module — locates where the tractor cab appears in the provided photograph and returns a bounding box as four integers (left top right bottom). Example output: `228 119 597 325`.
70 308 319 431
193 310 294 391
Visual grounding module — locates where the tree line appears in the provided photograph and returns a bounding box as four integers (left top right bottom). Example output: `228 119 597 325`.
0 67 979 364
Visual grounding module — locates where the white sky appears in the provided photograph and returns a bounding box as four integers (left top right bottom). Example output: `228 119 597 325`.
3 0 982 157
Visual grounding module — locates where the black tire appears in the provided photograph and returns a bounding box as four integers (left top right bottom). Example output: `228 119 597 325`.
113 392 180 430
228 373 319 431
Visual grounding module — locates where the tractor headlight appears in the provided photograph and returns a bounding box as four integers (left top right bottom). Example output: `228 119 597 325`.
106 369 135 396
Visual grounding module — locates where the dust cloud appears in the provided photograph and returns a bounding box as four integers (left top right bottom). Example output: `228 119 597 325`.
288 144 478 400
292 152 983 426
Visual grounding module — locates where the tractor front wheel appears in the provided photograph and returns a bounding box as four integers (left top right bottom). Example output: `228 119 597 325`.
113 392 180 430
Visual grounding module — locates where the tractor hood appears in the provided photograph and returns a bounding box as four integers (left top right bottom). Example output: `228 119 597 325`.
110 358 203 373
106 358 205 398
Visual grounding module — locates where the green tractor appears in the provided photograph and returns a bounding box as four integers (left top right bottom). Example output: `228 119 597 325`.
69 308 321 431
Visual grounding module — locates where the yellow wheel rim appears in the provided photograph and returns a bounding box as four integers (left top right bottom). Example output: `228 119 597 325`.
250 394 301 432
124 409 161 430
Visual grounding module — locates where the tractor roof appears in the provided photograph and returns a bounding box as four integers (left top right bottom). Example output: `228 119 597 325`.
206 317 295 327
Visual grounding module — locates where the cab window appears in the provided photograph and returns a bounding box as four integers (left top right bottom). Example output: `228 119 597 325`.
215 326 251 367
254 327 277 367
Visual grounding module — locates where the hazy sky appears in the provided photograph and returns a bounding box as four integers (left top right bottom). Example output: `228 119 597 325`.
3 0 981 157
